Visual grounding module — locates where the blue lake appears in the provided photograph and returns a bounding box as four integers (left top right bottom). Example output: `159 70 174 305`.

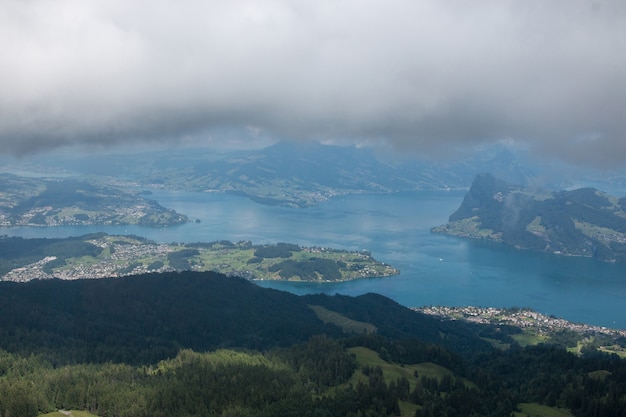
5 189 626 329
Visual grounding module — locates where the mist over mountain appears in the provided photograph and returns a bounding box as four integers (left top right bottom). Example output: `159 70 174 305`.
1 2 626 415
1 141 587 208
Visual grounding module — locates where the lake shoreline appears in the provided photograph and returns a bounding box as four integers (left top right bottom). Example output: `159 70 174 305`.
5 189 626 329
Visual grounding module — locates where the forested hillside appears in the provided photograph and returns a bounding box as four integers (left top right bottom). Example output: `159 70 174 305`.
0 272 624 416
433 173 626 263
0 173 188 227
0 272 336 363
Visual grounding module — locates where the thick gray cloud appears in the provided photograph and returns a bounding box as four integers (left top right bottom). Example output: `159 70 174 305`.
1 0 625 166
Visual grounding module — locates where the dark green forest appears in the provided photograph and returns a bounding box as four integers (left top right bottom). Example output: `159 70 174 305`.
0 234 107 276
0 272 625 416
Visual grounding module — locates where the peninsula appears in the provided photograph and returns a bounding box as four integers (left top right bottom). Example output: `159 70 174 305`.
0 174 188 227
0 234 399 283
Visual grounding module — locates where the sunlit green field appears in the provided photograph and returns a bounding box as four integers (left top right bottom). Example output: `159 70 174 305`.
514 402 575 417
309 304 378 334
346 346 475 417
40 411 99 417
512 331 549 347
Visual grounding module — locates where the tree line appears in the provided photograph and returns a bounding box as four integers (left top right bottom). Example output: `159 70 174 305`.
0 271 624 416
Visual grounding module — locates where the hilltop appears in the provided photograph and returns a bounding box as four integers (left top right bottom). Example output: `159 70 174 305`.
432 173 626 263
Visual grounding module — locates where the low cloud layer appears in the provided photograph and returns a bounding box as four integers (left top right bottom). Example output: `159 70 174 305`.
1 0 625 166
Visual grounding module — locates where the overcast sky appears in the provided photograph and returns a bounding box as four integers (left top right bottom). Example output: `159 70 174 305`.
1 0 625 166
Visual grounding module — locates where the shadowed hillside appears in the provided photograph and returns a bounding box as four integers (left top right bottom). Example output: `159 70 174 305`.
0 272 625 417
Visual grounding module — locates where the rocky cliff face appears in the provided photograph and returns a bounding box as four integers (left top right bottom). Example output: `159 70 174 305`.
433 173 626 263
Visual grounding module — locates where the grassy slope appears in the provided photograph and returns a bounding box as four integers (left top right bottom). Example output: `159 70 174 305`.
512 331 550 347
514 402 575 417
346 346 472 417
309 305 378 334
40 412 100 417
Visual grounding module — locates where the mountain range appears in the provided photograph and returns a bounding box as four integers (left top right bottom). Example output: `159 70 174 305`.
4 141 626 210
2 142 545 208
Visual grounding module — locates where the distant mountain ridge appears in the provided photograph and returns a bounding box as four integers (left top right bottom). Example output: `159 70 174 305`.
3 141 541 207
433 173 626 263
148 140 545 206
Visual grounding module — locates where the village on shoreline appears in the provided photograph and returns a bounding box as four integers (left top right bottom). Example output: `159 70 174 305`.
415 305 626 339
0 234 399 283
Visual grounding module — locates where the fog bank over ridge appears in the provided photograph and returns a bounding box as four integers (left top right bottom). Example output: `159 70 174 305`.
1 0 625 167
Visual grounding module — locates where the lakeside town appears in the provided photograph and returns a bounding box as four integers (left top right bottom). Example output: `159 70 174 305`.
414 305 626 339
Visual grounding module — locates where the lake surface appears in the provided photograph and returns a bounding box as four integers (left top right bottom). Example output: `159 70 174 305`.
5 190 626 329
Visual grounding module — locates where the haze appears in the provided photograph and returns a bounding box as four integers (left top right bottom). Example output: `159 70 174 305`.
1 0 625 167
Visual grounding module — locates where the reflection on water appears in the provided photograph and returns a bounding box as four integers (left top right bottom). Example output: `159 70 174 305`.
5 190 626 329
